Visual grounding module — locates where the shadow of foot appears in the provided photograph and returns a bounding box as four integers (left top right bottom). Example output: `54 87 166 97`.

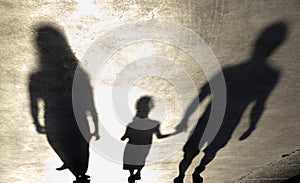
173 176 184 183
192 174 203 183
133 172 141 180
56 164 68 171
128 175 135 183
73 179 90 183
74 175 90 183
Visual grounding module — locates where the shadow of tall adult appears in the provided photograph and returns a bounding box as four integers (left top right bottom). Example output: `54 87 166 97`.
173 22 288 183
29 23 99 182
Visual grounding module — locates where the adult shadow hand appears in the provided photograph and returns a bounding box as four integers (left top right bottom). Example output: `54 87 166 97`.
36 125 46 134
91 132 100 140
175 117 188 133
239 127 255 141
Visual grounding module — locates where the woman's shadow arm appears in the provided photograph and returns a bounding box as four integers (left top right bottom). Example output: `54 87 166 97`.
29 76 46 134
86 84 100 140
89 107 100 140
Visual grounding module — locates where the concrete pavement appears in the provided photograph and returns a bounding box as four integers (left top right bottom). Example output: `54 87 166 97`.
0 0 299 183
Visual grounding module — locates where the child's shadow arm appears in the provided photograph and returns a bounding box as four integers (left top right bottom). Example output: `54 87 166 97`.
121 127 130 141
121 135 127 141
121 132 128 141
156 125 173 139
156 133 171 139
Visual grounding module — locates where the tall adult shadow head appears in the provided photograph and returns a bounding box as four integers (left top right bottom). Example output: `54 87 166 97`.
251 22 288 63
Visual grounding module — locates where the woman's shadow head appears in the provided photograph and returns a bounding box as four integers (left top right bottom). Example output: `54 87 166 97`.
33 23 76 70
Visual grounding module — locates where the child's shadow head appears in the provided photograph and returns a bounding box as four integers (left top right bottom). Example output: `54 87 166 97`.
136 96 154 118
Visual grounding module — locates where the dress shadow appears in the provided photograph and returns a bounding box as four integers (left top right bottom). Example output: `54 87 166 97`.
29 23 99 183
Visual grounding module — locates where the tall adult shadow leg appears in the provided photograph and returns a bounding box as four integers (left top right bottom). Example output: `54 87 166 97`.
174 104 211 183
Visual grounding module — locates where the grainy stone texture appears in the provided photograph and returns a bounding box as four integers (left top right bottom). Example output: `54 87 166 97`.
0 0 299 183
237 149 300 182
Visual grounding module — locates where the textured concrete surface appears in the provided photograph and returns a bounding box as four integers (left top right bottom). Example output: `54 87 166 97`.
237 149 300 182
0 0 299 183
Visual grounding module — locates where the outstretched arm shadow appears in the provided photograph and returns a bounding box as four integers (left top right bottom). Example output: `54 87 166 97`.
239 81 278 140
175 83 210 133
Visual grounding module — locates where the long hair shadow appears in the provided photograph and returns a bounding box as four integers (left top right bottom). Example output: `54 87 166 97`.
174 21 288 183
29 23 99 182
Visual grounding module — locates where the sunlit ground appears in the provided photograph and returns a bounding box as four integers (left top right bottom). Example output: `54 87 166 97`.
41 148 158 183
1 0 299 183
33 13 203 183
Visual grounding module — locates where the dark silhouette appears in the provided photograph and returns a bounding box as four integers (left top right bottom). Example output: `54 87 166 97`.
29 24 99 183
121 96 172 183
173 22 288 183
281 174 300 183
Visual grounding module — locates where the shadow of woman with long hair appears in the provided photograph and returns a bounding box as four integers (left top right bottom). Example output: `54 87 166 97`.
29 23 99 182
